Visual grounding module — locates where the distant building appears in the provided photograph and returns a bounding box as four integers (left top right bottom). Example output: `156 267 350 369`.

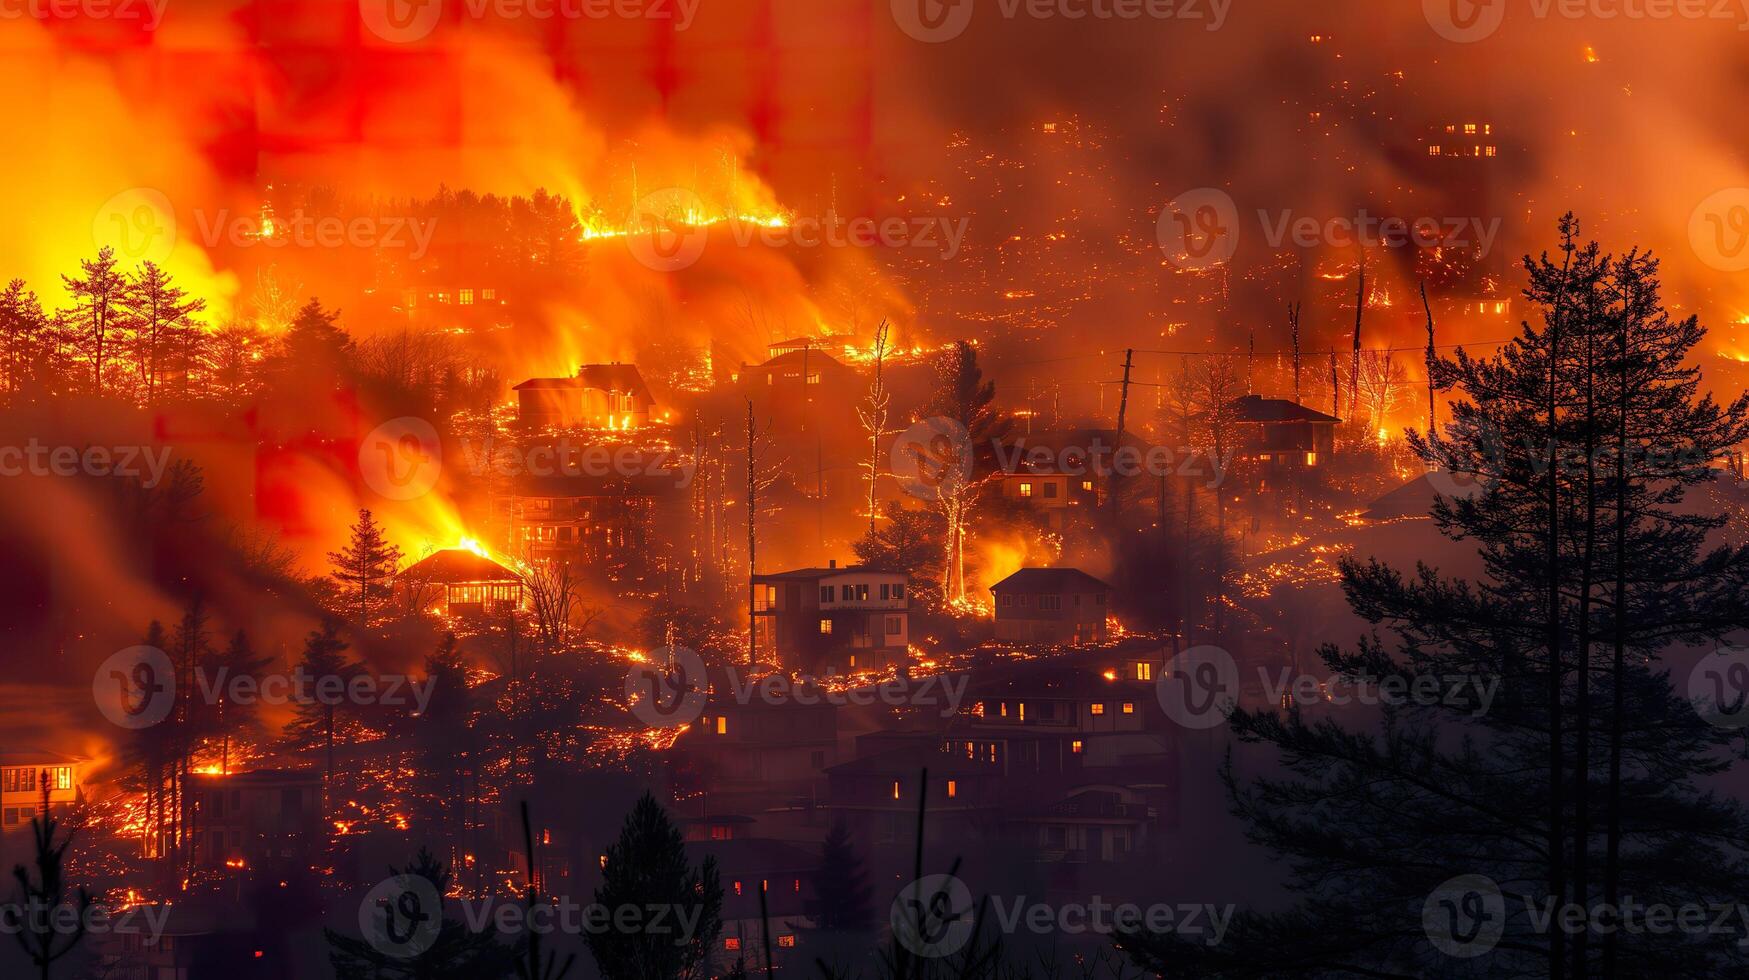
0 751 85 830
682 696 839 807
1229 394 1340 466
689 838 817 973
752 562 910 674
737 344 860 438
513 363 656 428
401 548 523 618
493 470 671 584
990 567 1111 645
188 769 324 873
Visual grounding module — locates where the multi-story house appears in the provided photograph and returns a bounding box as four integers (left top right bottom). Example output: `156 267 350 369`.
0 751 84 830
187 769 324 873
751 562 910 674
990 567 1112 645
512 363 656 429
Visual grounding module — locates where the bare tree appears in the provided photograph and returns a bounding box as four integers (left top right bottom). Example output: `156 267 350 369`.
1190 356 1243 631
857 319 895 534
519 553 600 654
1355 349 1408 439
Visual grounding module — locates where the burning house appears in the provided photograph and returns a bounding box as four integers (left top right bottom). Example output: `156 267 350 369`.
513 363 656 429
402 547 524 618
751 561 910 674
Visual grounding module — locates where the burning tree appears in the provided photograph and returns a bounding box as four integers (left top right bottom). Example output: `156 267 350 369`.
857 319 895 533
1354 348 1407 439
922 341 1011 607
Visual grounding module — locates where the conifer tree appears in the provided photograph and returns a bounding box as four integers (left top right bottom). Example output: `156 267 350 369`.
587 793 722 980
330 509 403 630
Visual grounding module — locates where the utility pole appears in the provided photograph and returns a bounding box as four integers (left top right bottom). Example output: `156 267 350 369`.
1288 302 1302 403
1246 329 1255 394
1329 352 1340 422
746 400 757 668
1110 348 1135 528
1350 257 1365 424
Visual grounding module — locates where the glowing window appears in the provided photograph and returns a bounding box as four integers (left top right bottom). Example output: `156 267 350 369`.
1135 663 1154 681
725 937 741 950
1428 146 1441 157
1090 703 1106 716
892 780 901 800
1081 480 1094 492
715 716 727 735
1071 740 1083 754
777 935 796 948
947 780 957 798
1122 702 1135 714
1018 482 1033 497
459 289 474 306
819 619 832 635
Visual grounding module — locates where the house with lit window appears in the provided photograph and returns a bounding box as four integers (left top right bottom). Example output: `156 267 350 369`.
992 429 1147 529
737 342 860 440
751 561 910 674
513 363 657 429
401 547 524 618
0 751 85 830
991 567 1111 645
1228 394 1340 466
689 838 817 974
681 696 840 808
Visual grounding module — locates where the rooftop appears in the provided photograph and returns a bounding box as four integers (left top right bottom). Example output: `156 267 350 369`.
512 363 653 403
403 548 521 583
1229 394 1342 425
990 567 1112 594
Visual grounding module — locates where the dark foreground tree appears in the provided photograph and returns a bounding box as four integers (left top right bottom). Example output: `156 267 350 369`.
283 619 364 784
1119 216 1749 976
812 817 874 933
587 792 722 980
11 786 91 980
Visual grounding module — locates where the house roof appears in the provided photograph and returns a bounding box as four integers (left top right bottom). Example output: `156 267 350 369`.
0 750 85 767
512 363 653 403
403 548 521 583
1229 394 1342 425
749 348 848 372
755 564 903 581
990 567 1112 594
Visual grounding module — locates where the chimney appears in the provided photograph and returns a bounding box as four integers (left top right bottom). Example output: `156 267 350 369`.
828 559 837 569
